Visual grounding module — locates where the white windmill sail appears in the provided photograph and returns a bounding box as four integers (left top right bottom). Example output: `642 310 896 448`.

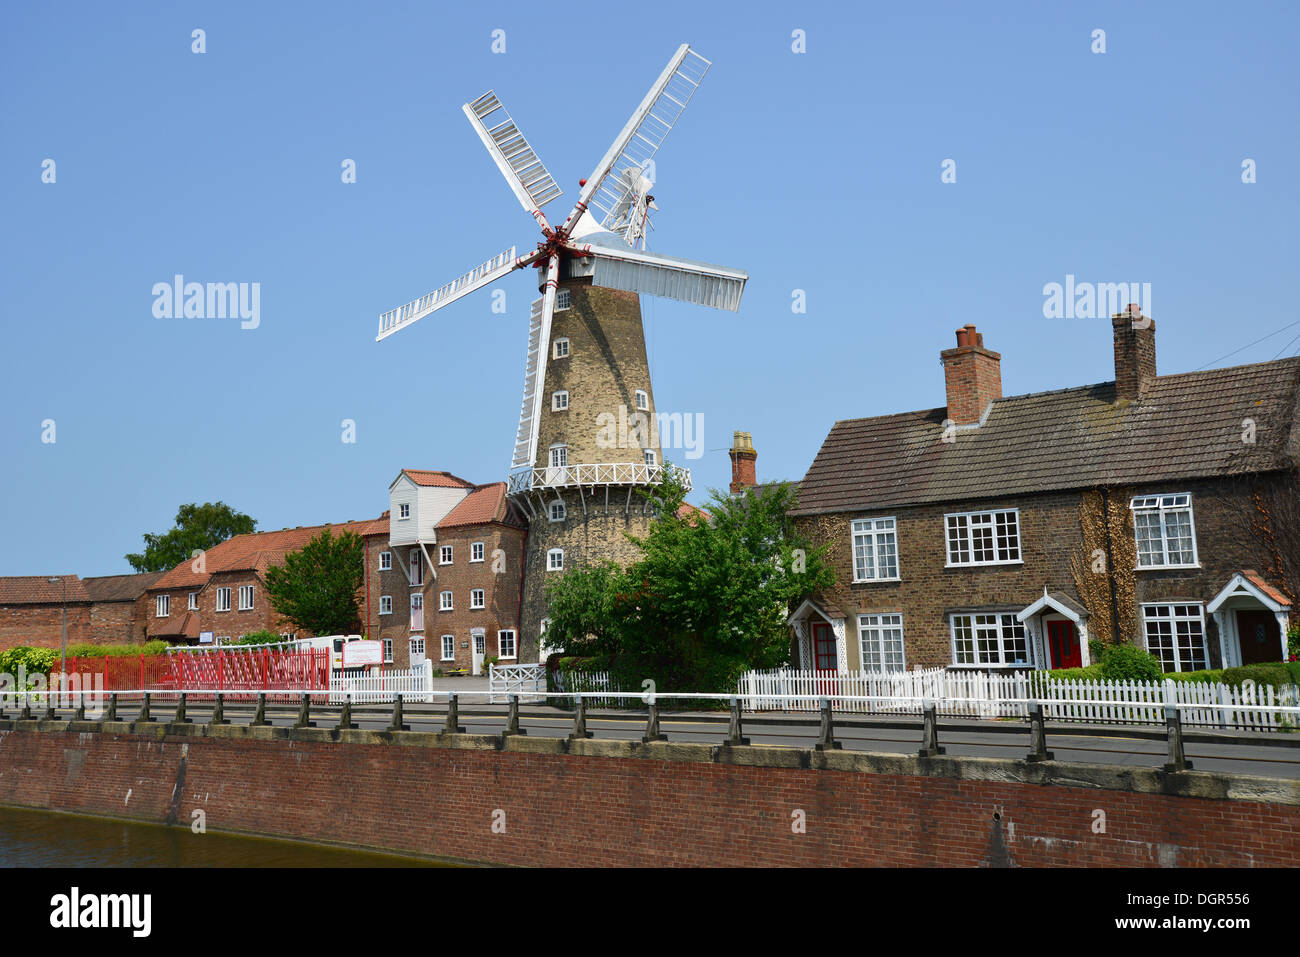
586 245 747 312
464 91 563 215
512 295 547 468
569 44 711 245
377 246 521 341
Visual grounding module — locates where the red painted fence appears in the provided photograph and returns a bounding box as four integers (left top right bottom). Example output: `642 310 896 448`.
62 648 330 702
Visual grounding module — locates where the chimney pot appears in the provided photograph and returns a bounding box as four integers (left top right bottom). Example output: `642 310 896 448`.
941 326 1002 426
1112 309 1156 400
729 431 758 494
955 327 971 348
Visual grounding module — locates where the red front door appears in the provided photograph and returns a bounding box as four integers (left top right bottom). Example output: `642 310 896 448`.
1047 620 1081 669
811 622 837 696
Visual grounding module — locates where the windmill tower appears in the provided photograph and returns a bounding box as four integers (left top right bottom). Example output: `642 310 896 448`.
375 44 747 658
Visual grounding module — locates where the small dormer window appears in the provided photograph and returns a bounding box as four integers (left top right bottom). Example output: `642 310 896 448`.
553 338 569 359
635 389 648 411
399 503 410 519
552 391 569 412
556 289 571 311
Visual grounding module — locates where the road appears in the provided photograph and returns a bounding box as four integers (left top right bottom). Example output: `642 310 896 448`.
29 697 1300 780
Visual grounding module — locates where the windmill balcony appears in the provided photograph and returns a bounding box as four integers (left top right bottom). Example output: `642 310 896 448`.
507 462 691 496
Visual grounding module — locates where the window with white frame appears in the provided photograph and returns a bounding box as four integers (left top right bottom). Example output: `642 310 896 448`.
382 638 393 663
238 584 254 610
858 613 906 672
409 637 425 659
549 500 566 522
498 629 517 659
379 595 392 615
156 594 169 617
1142 603 1208 672
851 517 899 581
216 587 231 612
547 548 564 571
949 612 1031 667
187 592 198 611
556 289 571 310
441 634 455 661
1131 494 1198 568
635 389 648 411
379 551 391 570
410 550 423 585
440 590 453 611
439 545 453 565
410 593 424 629
553 337 569 359
644 449 657 467
471 542 484 562
399 503 410 519
945 509 1021 566
549 444 568 468
471 588 485 610
552 390 569 411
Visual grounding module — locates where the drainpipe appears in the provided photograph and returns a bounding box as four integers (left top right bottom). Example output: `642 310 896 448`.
1101 487 1121 645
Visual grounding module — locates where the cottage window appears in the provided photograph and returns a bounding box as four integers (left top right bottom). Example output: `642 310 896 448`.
851 517 899 581
216 587 231 612
379 551 392 571
382 638 394 664
498 629 517 659
238 585 254 611
156 595 170 617
441 634 455 661
440 590 453 611
1130 494 1198 568
440 545 453 565
471 542 484 562
471 588 485 610
1141 603 1209 672
857 613 905 672
949 613 1030 667
187 592 198 611
944 509 1021 566
379 595 393 615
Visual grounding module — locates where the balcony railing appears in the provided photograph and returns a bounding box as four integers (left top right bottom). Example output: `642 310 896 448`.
507 462 691 495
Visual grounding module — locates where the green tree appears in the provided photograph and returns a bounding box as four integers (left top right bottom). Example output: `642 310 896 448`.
126 502 256 572
263 528 364 636
544 472 834 693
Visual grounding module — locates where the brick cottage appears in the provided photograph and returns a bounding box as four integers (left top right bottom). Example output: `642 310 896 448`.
0 573 162 649
789 309 1299 675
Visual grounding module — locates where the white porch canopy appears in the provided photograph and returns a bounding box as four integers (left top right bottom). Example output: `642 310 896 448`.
1015 588 1092 668
788 598 848 674
1207 572 1291 667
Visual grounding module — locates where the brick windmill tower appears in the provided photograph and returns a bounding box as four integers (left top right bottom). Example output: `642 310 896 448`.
375 45 747 657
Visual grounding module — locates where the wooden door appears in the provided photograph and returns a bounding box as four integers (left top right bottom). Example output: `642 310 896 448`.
1047 620 1081 669
1236 610 1280 665
812 622 837 696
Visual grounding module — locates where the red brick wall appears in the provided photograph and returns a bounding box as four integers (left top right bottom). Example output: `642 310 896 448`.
0 728 1294 867
0 604 92 650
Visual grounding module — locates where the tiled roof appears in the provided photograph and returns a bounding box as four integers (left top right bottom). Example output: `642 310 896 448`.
0 576 91 605
1241 570 1293 607
399 469 475 488
438 483 524 528
151 518 384 590
82 572 164 603
149 610 200 639
794 357 1300 516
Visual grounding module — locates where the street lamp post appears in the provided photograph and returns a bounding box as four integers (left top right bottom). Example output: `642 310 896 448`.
47 577 67 707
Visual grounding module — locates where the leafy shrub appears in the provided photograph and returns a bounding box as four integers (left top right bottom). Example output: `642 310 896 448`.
1163 669 1225 684
1283 661 1300 686
1039 664 1103 681
1220 664 1293 691
66 640 170 659
1098 643 1164 682
234 630 282 647
0 646 57 676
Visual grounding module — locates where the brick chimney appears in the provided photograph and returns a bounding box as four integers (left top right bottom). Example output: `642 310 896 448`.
1112 304 1156 401
940 324 1002 426
729 431 757 494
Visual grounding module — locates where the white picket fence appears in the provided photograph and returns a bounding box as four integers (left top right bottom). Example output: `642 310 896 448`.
488 663 547 703
737 667 1300 731
329 659 433 704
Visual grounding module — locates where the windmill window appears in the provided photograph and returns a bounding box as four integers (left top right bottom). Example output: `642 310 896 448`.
644 449 657 467
549 445 568 468
556 289 571 311
635 390 649 411
552 391 569 412
547 548 564 572
549 501 566 522
553 338 570 359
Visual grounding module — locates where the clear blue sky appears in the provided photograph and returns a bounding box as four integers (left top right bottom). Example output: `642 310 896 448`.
2 1 1297 576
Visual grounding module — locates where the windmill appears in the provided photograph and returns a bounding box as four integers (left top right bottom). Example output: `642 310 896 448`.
375 44 747 656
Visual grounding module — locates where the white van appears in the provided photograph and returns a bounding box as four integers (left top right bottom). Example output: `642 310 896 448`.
291 635 362 672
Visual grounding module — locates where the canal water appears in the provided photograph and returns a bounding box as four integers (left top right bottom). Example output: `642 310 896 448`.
0 805 447 867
